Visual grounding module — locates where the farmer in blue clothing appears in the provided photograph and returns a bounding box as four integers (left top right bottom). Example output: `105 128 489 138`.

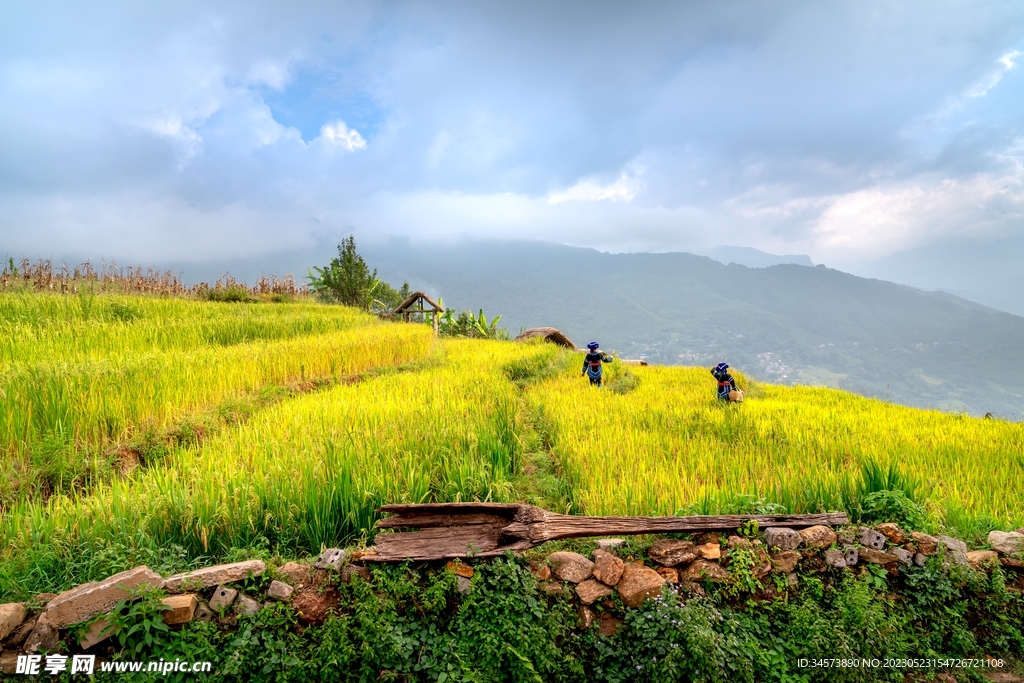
582 341 614 387
711 362 742 401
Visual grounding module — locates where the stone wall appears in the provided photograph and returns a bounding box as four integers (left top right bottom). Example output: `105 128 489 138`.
1 526 1022 674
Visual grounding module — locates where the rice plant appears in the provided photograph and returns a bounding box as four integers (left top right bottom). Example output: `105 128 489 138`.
0 294 434 500
526 361 1024 536
0 340 549 597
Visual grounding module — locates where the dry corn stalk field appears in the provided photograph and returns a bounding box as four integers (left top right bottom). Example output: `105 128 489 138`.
0 290 1022 599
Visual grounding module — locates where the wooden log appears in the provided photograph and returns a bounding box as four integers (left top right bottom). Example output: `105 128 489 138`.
365 503 849 562
500 510 850 544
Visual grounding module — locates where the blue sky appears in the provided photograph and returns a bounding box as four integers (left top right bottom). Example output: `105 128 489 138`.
1 1 1023 291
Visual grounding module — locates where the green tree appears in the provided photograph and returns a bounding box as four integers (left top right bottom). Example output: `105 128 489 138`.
307 236 381 308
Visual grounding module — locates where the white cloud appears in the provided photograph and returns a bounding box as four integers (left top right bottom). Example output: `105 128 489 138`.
966 49 1020 98
313 120 367 152
244 59 292 90
140 117 204 165
548 169 644 204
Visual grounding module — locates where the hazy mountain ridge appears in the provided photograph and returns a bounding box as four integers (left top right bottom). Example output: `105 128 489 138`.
361 239 1024 418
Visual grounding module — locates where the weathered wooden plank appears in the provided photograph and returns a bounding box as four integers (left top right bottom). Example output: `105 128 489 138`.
367 503 850 562
366 524 534 561
501 512 850 543
375 513 513 529
378 503 522 516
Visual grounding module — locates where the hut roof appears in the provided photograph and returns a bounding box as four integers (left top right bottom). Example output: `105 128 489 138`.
513 327 579 350
394 291 443 314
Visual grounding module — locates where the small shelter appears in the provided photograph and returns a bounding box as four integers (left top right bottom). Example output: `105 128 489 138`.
394 291 444 334
513 327 579 350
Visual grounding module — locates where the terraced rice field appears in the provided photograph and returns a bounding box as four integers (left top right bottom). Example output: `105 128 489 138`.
1 292 1021 600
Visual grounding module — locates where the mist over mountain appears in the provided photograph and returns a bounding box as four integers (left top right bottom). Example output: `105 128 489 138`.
840 235 1024 318
356 239 1023 419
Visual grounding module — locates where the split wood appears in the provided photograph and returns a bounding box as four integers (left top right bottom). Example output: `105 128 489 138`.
363 503 849 562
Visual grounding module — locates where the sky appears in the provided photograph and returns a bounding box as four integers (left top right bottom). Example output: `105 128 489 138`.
2 1 1023 295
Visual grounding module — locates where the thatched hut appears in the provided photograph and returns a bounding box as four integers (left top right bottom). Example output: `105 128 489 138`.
513 327 579 351
394 291 444 334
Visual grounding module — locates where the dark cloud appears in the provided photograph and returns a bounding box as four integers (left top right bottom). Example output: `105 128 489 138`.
1 0 1023 287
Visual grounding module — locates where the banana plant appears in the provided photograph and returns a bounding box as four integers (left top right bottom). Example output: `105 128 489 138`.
474 309 502 338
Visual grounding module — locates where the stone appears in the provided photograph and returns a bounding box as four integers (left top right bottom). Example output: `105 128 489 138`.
575 579 614 605
727 535 752 549
936 535 968 554
824 549 847 568
79 617 119 649
891 548 913 566
1000 557 1024 571
578 606 596 629
164 560 265 593
598 613 622 637
859 548 898 564
787 572 799 588
678 580 706 597
267 581 294 602
530 562 551 581
616 563 665 608
0 651 19 676
591 550 624 586
216 613 238 627
764 527 802 551
233 593 261 617
293 586 339 625
313 548 347 572
341 564 371 584
755 549 773 578
647 539 698 567
966 550 1000 569
843 546 860 566
988 531 1024 556
456 576 472 595
161 594 198 625
836 528 856 545
208 585 238 612
798 526 837 549
858 527 887 550
0 603 26 641
194 602 214 622
679 559 730 583
446 561 474 578
945 550 969 567
696 542 722 560
45 565 163 628
913 553 927 567
540 582 564 596
547 552 594 583
276 562 311 586
912 532 938 555
596 539 625 550
770 551 800 574
30 593 57 610
24 613 58 653
655 567 679 584
876 523 908 545
6 615 36 647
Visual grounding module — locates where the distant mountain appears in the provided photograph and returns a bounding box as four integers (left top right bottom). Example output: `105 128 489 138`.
361 238 1024 418
839 235 1024 318
695 245 815 269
